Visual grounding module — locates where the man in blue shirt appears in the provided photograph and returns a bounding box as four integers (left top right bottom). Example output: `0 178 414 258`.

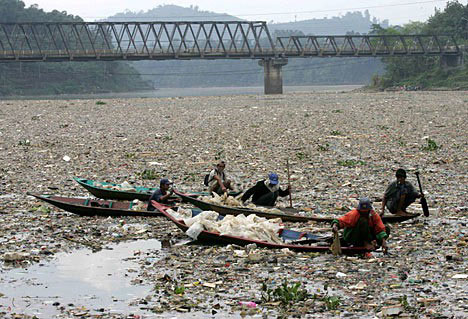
147 178 174 211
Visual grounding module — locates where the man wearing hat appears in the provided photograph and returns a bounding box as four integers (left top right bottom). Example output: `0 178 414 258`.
332 197 388 253
241 173 291 206
147 178 174 211
381 168 422 216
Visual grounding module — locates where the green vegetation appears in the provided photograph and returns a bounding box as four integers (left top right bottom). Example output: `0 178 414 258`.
323 295 341 310
0 0 150 96
261 280 308 306
317 143 330 151
421 138 440 151
337 159 366 167
139 169 158 180
369 1 468 90
95 101 107 105
174 286 185 295
30 205 51 214
330 130 342 136
296 152 308 160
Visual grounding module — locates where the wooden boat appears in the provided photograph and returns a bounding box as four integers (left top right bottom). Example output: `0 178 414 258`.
28 193 164 217
153 201 369 255
74 177 240 201
174 190 420 224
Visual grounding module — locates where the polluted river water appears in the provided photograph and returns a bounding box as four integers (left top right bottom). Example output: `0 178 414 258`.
1 239 160 318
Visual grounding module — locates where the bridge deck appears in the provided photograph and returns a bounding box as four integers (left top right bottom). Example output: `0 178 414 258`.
0 22 460 62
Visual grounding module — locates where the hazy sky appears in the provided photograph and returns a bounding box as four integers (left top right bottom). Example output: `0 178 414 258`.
21 0 465 25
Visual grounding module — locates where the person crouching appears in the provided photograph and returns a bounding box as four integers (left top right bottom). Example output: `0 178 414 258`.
332 197 389 253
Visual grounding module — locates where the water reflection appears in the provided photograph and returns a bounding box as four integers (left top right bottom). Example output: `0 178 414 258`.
0 239 161 317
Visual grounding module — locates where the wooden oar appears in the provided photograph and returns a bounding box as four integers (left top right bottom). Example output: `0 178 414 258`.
415 172 430 217
286 159 293 208
330 228 342 256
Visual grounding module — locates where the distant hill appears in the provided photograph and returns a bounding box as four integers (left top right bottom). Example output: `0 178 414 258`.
104 5 385 88
269 10 389 35
107 4 241 22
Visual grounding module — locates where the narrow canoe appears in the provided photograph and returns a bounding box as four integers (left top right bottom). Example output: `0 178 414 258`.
153 201 369 255
174 190 420 224
74 177 240 201
28 193 164 217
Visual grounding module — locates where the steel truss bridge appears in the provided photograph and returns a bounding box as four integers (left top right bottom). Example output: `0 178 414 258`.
0 21 461 62
0 21 462 93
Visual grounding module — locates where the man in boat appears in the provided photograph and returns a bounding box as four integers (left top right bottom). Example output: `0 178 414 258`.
381 168 422 216
332 197 388 253
206 161 233 195
241 173 291 206
147 178 174 211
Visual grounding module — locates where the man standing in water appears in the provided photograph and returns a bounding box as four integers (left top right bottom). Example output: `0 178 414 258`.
381 168 422 216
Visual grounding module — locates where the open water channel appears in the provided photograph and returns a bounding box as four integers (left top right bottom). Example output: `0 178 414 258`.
1 239 160 318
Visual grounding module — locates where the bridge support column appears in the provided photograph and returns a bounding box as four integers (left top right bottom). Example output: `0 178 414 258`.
440 54 463 69
258 58 288 95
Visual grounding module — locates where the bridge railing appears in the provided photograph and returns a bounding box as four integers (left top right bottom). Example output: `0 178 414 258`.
0 22 461 62
275 35 460 57
0 21 277 61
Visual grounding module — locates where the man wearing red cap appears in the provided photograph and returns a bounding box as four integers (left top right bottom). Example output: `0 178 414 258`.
332 197 388 253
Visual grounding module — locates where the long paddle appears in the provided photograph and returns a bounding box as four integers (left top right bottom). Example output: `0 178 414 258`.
286 159 293 208
415 172 430 217
330 228 342 256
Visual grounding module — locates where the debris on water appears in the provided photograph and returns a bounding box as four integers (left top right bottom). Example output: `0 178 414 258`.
0 91 467 317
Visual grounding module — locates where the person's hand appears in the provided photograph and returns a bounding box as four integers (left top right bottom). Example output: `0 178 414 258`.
382 239 388 254
169 188 174 195
332 224 339 233
221 187 227 193
380 209 385 217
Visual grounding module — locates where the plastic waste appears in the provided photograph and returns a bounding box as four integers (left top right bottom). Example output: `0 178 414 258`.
186 222 204 240
239 301 257 308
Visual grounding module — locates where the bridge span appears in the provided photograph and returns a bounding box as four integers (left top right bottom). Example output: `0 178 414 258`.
0 21 462 94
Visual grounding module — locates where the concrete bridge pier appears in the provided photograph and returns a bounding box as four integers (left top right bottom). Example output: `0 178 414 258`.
440 54 463 69
258 58 288 94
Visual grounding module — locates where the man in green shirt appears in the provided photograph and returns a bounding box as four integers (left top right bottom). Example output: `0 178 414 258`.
381 168 423 216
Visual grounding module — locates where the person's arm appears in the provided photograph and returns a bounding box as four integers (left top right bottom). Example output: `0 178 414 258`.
381 197 387 217
158 188 174 202
331 219 340 232
241 183 258 202
278 185 291 197
213 174 227 192
381 237 388 254
408 182 422 198
381 182 394 216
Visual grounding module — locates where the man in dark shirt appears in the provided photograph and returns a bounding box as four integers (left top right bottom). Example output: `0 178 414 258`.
147 178 174 211
381 169 422 216
241 173 290 206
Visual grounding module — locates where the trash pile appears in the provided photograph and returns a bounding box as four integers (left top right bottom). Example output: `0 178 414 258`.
1 90 467 318
94 181 137 192
200 192 283 214
168 208 284 243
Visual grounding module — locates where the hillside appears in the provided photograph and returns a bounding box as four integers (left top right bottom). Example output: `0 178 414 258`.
106 5 384 88
0 0 150 97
